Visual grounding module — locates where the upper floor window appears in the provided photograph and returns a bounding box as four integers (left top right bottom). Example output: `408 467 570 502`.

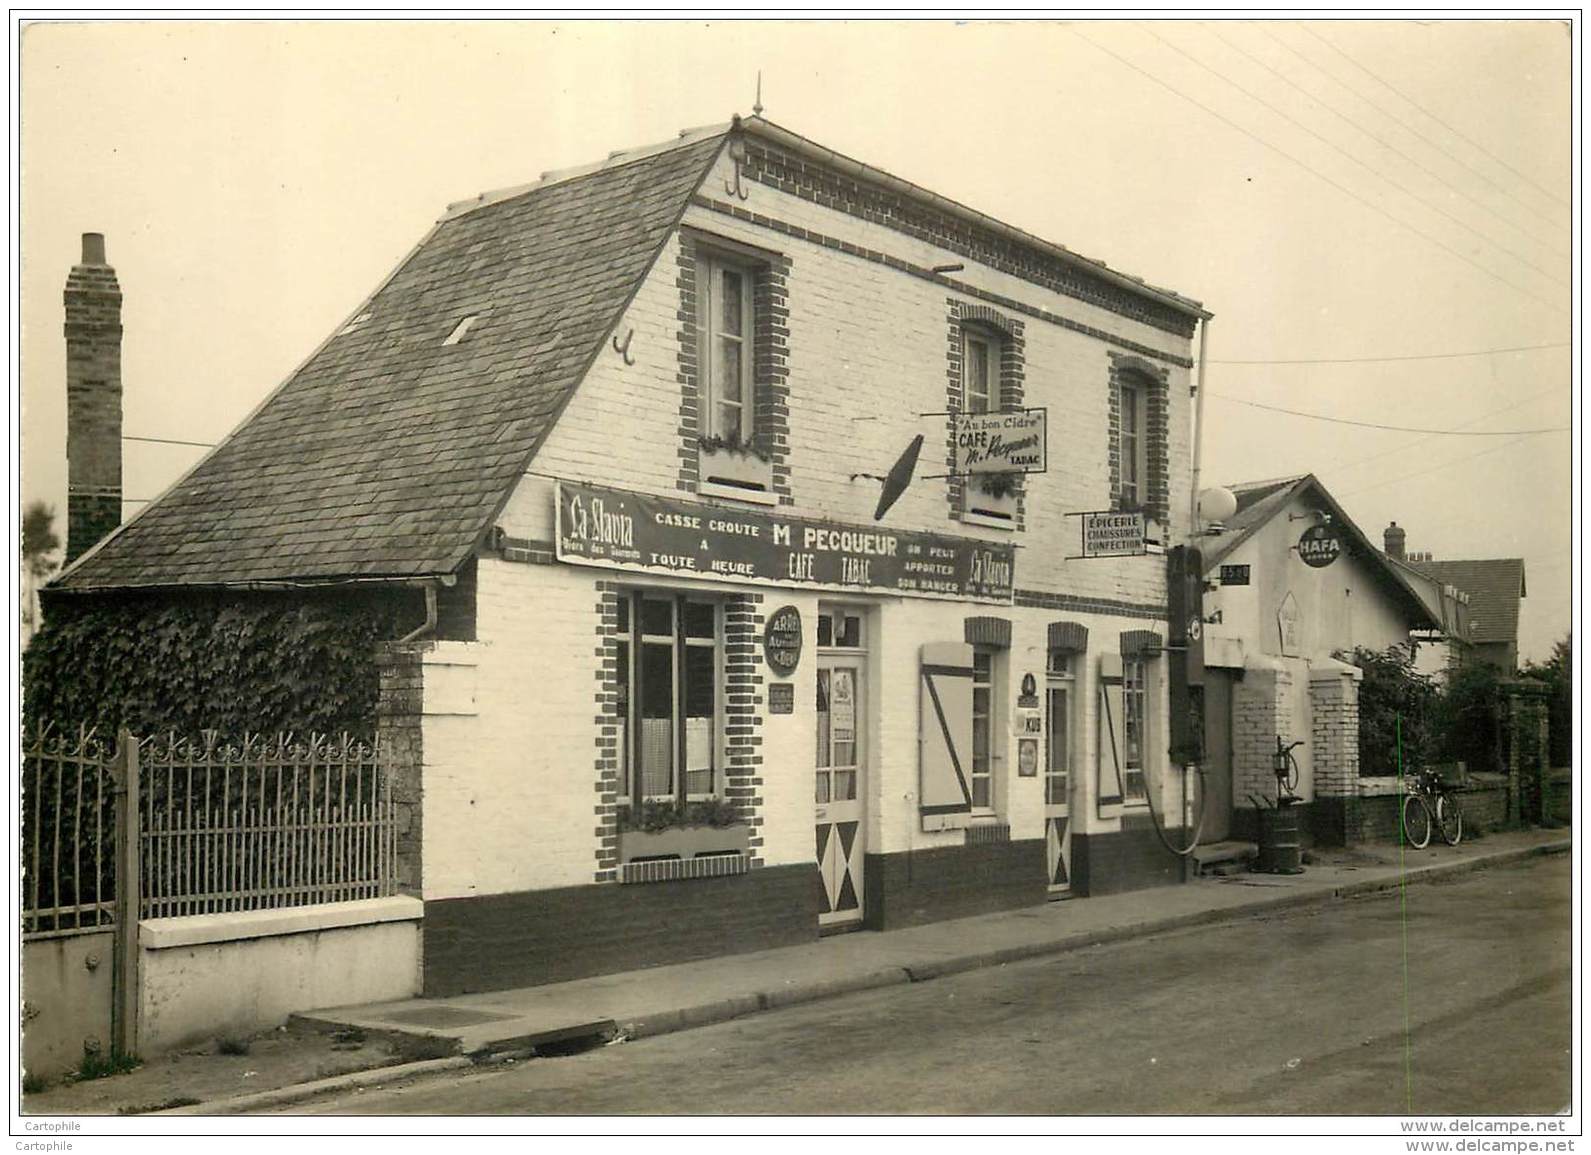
700 255 756 441
962 326 1000 415
1117 377 1147 509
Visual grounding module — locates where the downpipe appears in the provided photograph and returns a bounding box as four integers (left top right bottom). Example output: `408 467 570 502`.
398 582 439 644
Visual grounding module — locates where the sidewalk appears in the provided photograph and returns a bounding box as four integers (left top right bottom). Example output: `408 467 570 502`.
25 825 1571 1116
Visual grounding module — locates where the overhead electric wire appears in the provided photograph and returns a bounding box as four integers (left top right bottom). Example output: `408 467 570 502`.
124 434 215 448
1322 384 1565 474
1066 28 1570 316
1144 26 1567 288
1337 433 1551 499
1207 392 1569 435
1301 24 1571 211
1213 26 1568 259
1210 340 1569 366
1268 25 1572 227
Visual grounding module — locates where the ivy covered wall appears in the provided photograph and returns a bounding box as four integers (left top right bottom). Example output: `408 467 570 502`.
24 586 425 739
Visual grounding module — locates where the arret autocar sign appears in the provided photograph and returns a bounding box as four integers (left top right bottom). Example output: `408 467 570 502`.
1297 523 1342 568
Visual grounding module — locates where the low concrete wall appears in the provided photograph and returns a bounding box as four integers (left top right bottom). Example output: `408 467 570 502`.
138 897 423 1055
22 930 116 1080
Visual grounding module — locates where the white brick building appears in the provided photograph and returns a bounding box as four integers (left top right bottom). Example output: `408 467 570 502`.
56 117 1215 994
1197 475 1445 847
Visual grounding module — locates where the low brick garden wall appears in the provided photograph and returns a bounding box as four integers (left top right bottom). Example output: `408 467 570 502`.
1352 773 1511 844
1545 768 1572 825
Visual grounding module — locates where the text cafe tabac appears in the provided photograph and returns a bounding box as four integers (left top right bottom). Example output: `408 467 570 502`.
556 481 1015 601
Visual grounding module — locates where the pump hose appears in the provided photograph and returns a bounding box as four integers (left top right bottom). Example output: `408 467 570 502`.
1141 762 1208 857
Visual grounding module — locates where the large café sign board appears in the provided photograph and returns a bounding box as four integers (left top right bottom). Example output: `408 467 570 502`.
951 409 1047 475
557 481 1015 602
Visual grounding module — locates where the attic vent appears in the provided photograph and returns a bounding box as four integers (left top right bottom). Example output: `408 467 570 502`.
337 311 372 336
443 315 479 346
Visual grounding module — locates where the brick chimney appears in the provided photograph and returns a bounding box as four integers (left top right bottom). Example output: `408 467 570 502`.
1383 521 1406 561
64 232 122 564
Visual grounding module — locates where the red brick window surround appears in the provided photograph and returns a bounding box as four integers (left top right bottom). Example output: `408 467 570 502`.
945 299 1026 528
675 231 792 505
1108 353 1170 527
593 583 766 882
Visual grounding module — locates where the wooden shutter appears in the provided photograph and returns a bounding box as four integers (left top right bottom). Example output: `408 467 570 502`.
1097 651 1125 820
920 642 974 831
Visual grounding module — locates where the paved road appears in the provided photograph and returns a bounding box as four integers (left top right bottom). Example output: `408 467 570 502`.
279 854 1571 1116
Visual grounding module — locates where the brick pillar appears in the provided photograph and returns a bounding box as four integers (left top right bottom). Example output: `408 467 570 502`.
1230 664 1290 840
722 592 766 867
377 643 425 894
1504 682 1552 827
64 232 123 564
1309 665 1362 845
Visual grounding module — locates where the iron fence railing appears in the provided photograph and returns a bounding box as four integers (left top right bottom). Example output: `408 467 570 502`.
21 723 119 937
22 725 398 935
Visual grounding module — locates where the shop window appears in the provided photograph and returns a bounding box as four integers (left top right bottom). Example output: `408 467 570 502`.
616 592 720 809
1122 655 1148 803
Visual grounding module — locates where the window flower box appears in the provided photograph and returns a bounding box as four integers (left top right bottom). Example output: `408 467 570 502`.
698 438 776 505
617 823 751 863
962 471 1019 529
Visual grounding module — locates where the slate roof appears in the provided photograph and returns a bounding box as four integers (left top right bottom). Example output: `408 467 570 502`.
1202 474 1440 631
1200 476 1307 568
1408 558 1527 645
56 130 729 590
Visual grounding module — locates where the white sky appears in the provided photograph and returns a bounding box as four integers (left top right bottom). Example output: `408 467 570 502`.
17 17 1575 662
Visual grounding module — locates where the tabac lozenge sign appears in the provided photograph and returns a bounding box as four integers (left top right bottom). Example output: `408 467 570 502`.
556 481 1015 602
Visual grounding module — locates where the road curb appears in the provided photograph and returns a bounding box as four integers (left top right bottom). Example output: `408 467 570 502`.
622 966 914 1040
156 1055 474 1116
163 837 1569 1114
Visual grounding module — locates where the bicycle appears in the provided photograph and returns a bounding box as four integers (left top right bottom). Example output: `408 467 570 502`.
1400 766 1464 849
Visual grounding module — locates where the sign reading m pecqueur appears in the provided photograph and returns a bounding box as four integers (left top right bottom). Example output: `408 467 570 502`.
556 481 1015 601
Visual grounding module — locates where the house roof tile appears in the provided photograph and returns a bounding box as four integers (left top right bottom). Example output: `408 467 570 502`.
1408 558 1527 645
56 131 728 591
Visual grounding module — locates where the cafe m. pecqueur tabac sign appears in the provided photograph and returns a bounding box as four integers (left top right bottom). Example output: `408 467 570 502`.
556 481 1015 602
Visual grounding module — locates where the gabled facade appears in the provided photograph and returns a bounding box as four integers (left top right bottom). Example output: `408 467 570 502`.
52 117 1211 994
1196 476 1443 846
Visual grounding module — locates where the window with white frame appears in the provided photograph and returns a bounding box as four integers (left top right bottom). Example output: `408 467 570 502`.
971 646 999 810
1117 376 1148 510
1122 655 1148 803
615 593 720 810
699 255 756 442
962 326 1000 415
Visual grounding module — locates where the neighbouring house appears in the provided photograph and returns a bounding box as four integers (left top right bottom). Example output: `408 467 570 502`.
1386 524 1528 674
1195 475 1446 847
41 115 1212 1003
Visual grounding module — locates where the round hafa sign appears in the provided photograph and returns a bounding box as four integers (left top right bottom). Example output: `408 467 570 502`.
1297 523 1342 568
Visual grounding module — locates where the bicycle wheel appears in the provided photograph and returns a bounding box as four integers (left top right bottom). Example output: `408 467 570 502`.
1401 793 1432 849
1437 794 1464 846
